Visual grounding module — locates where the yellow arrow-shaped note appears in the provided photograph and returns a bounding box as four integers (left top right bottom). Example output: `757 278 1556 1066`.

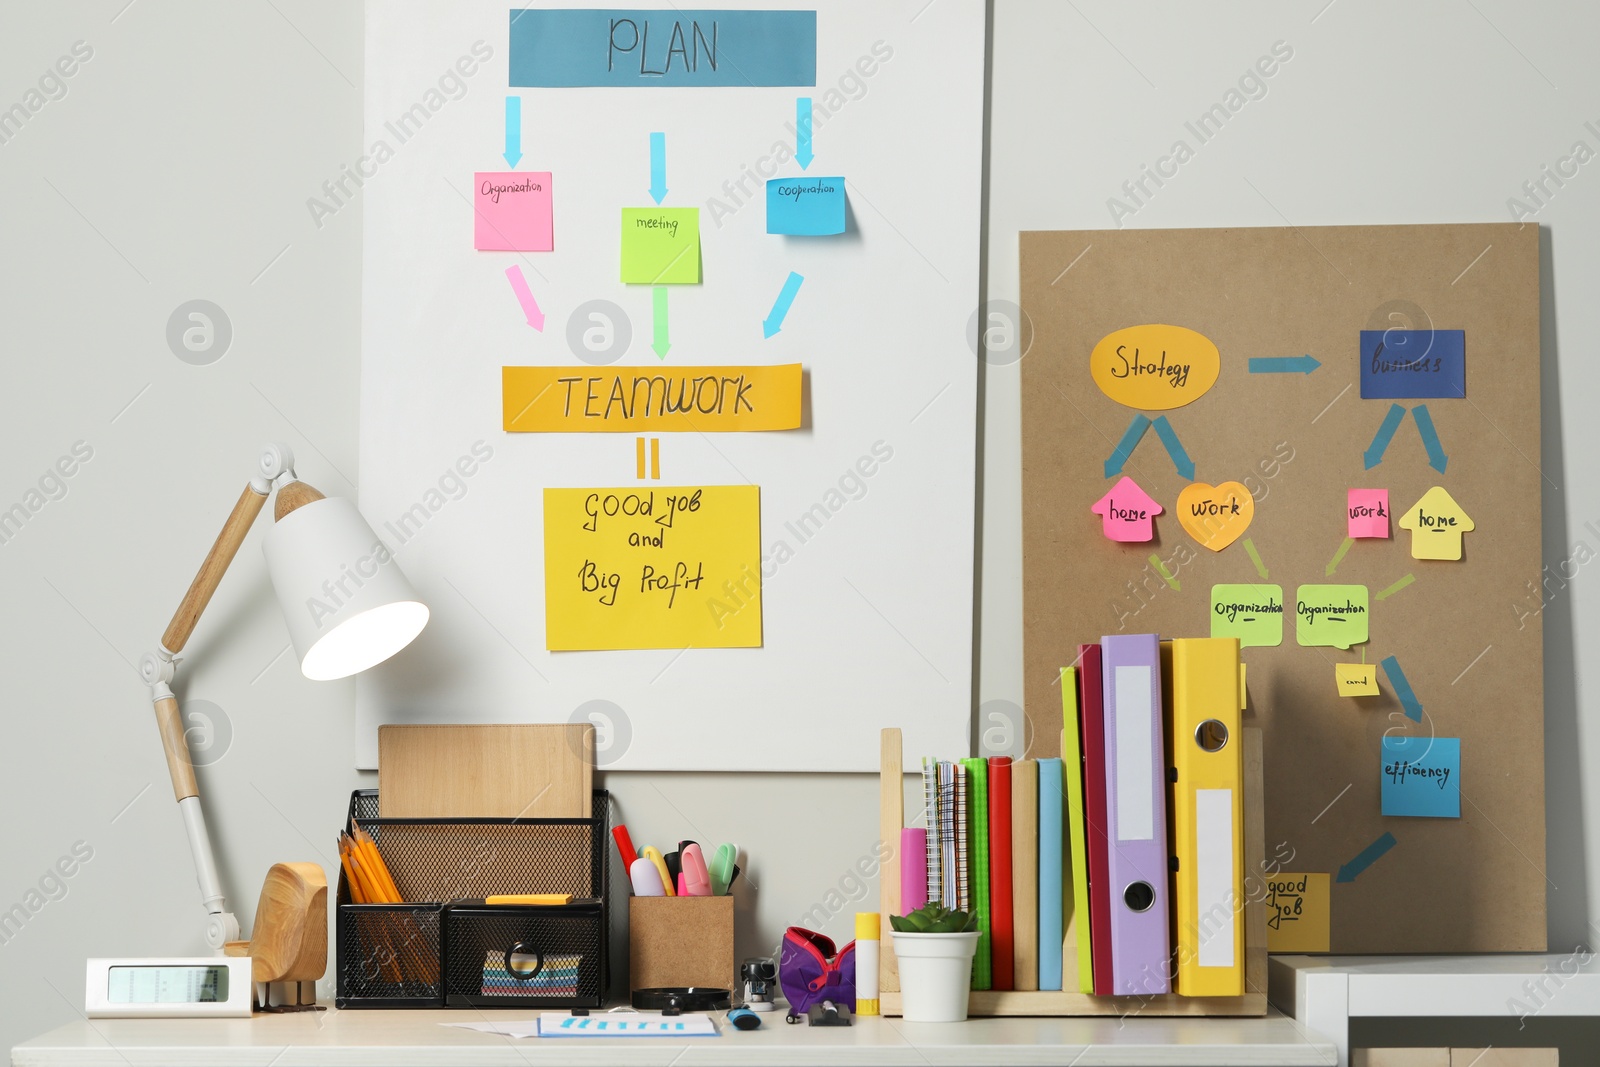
1397 486 1474 561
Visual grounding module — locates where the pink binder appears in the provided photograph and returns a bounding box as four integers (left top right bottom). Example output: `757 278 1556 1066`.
1100 633 1172 996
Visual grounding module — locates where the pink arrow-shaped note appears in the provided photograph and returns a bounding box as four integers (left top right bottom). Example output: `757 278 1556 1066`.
1091 476 1162 542
505 264 544 331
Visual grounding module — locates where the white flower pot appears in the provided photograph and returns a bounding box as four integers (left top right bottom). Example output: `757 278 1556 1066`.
890 930 980 1022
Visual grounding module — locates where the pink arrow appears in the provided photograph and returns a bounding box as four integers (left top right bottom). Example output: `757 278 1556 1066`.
1091 476 1162 542
505 264 544 331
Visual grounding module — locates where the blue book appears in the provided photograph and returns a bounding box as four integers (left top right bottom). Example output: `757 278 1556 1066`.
1037 758 1065 991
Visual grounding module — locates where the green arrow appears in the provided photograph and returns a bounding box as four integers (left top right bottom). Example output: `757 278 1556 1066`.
1243 538 1268 579
1148 553 1180 592
1325 536 1354 577
652 286 670 360
1376 573 1415 600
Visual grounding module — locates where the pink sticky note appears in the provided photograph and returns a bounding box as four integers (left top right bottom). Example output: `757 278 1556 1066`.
1348 488 1390 538
474 171 553 251
1091 476 1162 542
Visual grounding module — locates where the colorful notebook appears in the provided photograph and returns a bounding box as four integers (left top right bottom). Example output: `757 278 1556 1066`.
987 756 1015 991
1168 637 1246 996
955 762 971 914
960 756 992 990
1011 758 1039 991
922 757 941 909
1037 756 1065 992
939 760 958 910
1060 666 1095 994
1077 644 1114 995
1101 633 1172 996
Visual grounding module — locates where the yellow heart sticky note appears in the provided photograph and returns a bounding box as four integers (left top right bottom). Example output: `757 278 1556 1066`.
1177 481 1254 552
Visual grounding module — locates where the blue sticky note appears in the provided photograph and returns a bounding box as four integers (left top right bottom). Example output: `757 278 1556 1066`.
1381 737 1460 818
1359 329 1466 399
767 177 846 235
510 10 817 88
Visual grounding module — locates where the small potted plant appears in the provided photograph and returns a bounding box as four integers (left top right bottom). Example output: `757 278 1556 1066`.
888 903 980 1022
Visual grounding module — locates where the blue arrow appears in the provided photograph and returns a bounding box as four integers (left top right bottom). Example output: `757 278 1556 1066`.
1363 404 1407 469
1103 414 1151 479
1248 355 1320 375
1151 415 1195 480
1336 832 1397 883
1411 404 1448 473
763 271 804 338
648 132 667 204
503 96 522 168
796 98 814 170
1380 655 1423 722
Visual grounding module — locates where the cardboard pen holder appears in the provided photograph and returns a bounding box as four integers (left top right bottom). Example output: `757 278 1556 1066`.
629 895 734 992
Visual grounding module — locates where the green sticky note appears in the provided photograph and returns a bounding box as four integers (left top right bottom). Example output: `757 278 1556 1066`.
1211 584 1284 648
621 208 700 284
1295 584 1369 649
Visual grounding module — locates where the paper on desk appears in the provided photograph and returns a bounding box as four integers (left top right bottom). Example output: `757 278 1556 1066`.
444 1019 543 1039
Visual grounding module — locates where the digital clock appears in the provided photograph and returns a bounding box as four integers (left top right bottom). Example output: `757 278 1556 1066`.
85 957 254 1018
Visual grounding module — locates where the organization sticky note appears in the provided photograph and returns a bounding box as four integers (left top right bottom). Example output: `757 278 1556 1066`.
1264 873 1330 953
1335 662 1379 697
1359 329 1466 399
1381 736 1460 818
1211 584 1284 648
1091 476 1162 542
1398 486 1474 560
1295 584 1369 649
1347 488 1390 539
767 176 846 235
621 208 700 284
474 172 554 252
543 485 761 651
503 365 803 432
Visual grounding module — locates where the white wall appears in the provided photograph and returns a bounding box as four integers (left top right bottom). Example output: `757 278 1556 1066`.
3 0 1599 1054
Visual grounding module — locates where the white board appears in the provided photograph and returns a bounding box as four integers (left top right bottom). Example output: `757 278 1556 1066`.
356 0 985 770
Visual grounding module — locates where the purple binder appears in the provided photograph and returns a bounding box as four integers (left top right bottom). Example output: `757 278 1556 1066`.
1100 633 1172 996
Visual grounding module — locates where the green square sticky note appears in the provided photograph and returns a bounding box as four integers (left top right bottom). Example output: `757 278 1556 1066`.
621 208 700 284
1294 584 1369 649
1211 583 1284 647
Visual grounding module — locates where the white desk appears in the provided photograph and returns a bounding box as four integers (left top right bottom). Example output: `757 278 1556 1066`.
1269 954 1600 1066
13 1007 1335 1066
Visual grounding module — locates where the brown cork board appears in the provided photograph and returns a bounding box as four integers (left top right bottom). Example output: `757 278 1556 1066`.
1019 224 1545 953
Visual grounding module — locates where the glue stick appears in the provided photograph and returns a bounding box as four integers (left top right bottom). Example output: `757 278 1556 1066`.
855 911 880 1015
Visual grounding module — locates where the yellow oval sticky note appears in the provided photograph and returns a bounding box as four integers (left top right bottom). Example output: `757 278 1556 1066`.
1090 324 1221 410
1177 481 1254 551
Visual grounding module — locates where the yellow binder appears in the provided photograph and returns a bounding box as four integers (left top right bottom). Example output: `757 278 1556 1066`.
1165 637 1245 996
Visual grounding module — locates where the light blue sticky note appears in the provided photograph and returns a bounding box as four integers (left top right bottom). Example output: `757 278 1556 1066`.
767 177 846 235
1381 737 1460 818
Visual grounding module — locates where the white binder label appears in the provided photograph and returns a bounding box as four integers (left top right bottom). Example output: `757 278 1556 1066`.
1196 787 1236 967
1113 665 1153 841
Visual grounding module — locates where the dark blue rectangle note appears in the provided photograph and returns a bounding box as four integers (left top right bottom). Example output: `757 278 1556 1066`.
1359 329 1466 399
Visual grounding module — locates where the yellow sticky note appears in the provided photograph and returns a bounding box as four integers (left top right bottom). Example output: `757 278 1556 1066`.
621 208 700 284
543 485 759 650
1335 662 1379 697
1398 485 1474 560
1265 873 1330 952
502 365 802 432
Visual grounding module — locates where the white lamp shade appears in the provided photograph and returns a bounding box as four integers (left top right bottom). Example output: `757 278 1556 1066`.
262 496 429 680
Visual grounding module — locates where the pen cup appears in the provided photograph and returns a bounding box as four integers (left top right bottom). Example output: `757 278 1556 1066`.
629 895 734 993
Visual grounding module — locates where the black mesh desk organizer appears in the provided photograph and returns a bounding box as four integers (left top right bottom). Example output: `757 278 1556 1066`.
335 788 609 1008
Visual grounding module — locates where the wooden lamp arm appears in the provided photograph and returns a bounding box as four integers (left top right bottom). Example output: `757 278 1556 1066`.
160 483 269 656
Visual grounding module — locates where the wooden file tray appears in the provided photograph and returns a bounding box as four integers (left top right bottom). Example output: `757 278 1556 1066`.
877 727 1267 1017
378 724 593 820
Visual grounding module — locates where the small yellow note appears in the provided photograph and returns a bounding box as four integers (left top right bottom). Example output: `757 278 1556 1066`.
1265 873 1330 953
503 365 802 433
1335 662 1379 697
543 485 761 651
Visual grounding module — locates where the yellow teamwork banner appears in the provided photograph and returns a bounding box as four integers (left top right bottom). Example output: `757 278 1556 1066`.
503 365 802 432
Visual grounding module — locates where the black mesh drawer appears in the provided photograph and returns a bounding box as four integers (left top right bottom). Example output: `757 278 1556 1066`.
444 902 606 1009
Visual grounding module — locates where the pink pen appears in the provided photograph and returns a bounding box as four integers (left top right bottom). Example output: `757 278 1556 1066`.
681 843 712 896
677 872 687 896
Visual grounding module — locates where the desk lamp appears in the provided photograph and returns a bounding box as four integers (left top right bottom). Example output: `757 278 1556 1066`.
135 443 428 1009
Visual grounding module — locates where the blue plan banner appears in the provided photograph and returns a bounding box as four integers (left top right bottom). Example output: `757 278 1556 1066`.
509 9 817 87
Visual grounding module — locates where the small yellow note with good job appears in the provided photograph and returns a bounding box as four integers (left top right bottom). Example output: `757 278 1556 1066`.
543 485 761 651
1335 662 1379 697
1265 873 1330 953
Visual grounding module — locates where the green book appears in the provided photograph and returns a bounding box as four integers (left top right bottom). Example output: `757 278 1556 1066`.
1060 667 1095 993
960 756 992 989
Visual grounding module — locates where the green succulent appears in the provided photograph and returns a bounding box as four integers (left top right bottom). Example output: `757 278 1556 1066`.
889 902 977 934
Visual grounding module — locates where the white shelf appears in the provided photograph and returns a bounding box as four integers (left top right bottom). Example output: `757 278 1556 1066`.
12 1007 1336 1066
1269 954 1600 1067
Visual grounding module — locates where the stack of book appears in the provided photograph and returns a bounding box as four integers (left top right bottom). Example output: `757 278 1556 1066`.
915 634 1246 997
